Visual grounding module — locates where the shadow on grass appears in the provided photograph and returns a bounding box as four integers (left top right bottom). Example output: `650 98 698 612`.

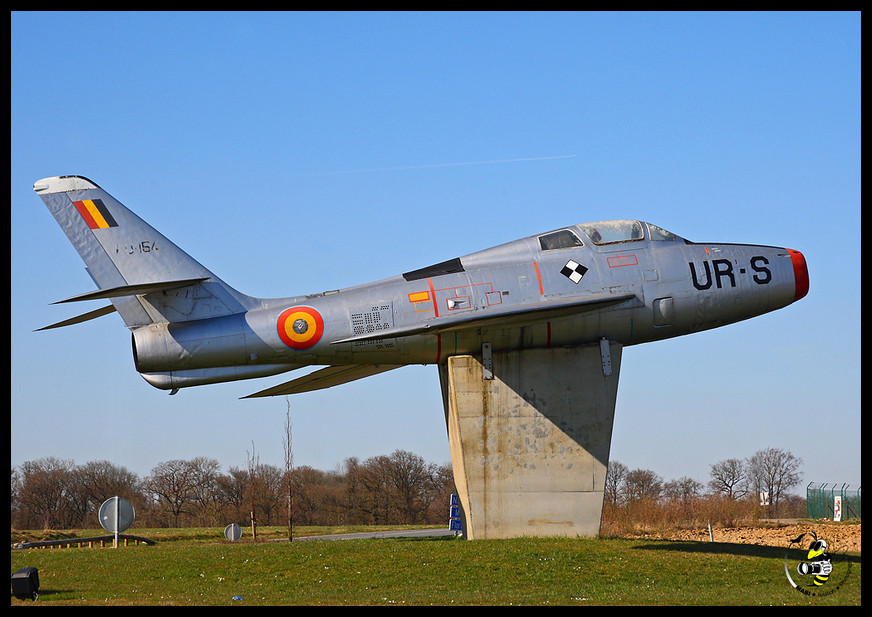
631 539 861 564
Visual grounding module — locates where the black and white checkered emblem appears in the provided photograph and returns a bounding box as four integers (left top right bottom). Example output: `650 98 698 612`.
560 259 588 284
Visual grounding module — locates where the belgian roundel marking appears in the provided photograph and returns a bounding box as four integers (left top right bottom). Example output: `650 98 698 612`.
277 306 324 350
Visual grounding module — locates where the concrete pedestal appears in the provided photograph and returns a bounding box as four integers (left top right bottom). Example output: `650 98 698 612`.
443 344 621 539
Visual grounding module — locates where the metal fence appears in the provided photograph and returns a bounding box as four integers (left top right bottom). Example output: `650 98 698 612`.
806 483 861 520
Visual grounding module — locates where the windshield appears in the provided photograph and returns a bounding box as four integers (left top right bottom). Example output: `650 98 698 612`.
538 229 584 251
579 220 644 245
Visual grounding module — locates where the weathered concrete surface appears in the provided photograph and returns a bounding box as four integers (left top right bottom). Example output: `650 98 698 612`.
445 344 622 539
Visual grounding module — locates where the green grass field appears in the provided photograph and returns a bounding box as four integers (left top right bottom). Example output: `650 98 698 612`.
11 526 861 605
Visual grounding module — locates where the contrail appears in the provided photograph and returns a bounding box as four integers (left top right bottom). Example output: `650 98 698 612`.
295 154 576 177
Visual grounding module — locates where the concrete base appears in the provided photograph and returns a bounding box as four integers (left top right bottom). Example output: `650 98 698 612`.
443 344 621 539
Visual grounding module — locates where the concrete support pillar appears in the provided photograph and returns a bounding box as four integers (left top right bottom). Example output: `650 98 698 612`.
444 344 621 539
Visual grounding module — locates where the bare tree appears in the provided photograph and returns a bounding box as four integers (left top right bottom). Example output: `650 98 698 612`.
254 463 284 525
663 476 703 501
216 466 249 523
605 461 628 506
623 468 663 503
283 397 294 540
16 457 76 529
188 457 222 525
146 459 200 526
342 457 364 524
357 455 395 523
76 460 141 505
387 449 437 523
425 462 457 523
11 468 21 524
746 447 803 517
73 460 145 526
246 442 260 540
708 458 748 498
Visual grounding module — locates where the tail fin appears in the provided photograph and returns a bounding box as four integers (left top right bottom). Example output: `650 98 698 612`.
34 176 256 327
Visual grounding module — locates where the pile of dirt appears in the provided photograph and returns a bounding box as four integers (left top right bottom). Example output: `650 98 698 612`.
628 521 860 554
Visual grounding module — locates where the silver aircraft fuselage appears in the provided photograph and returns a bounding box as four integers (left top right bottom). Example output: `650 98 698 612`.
33 177 808 398
131 221 807 394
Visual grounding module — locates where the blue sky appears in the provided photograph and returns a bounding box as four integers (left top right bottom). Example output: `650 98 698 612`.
12 12 860 492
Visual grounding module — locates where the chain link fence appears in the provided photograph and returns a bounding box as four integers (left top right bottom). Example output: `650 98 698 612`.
806 483 861 520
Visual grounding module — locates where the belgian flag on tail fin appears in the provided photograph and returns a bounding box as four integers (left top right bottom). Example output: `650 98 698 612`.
73 198 118 229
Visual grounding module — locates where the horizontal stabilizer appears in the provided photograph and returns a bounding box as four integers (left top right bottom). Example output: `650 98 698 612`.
243 364 403 398
333 292 638 345
52 277 210 304
34 176 254 325
35 304 116 331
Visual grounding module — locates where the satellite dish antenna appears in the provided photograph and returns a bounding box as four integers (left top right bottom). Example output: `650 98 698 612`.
99 496 135 547
224 523 242 542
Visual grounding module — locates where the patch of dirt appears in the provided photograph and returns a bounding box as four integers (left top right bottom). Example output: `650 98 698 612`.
629 521 860 554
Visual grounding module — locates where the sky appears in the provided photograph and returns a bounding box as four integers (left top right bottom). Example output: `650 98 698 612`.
11 12 860 494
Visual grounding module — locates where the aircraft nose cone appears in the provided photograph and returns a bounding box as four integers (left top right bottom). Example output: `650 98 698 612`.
787 249 809 301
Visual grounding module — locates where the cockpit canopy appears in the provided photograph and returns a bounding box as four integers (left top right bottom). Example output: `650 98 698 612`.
580 220 645 245
538 220 682 251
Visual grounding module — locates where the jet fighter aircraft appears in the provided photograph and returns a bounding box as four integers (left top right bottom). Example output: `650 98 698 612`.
35 175 812 538
34 175 808 399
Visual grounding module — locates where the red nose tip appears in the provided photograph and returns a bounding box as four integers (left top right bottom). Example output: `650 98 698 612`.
787 249 809 301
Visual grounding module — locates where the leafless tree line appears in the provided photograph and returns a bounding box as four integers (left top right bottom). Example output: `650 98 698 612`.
11 450 456 531
602 447 805 533
11 446 802 532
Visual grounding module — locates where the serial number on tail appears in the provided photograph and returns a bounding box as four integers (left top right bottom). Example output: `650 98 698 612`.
116 241 158 255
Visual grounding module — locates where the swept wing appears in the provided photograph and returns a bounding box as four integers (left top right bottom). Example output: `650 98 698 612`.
244 364 403 398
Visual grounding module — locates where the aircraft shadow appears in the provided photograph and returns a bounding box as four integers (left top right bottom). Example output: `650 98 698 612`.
630 539 861 563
